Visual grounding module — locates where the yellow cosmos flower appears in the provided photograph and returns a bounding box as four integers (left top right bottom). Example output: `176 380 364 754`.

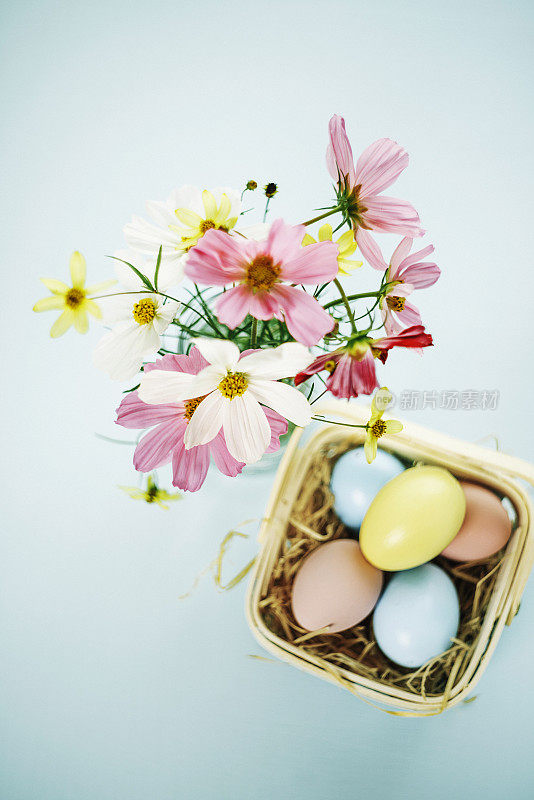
364 387 403 463
302 223 363 275
33 251 116 338
119 476 181 509
170 190 239 251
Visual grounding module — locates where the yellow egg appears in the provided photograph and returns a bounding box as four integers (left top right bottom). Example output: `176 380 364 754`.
360 466 466 571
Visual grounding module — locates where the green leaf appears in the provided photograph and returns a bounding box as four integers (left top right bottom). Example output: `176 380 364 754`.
107 255 154 292
154 246 162 291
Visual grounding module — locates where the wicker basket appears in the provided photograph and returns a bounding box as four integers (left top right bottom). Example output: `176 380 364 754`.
246 400 534 715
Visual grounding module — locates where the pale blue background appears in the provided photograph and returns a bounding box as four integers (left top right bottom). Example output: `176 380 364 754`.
1 1 534 798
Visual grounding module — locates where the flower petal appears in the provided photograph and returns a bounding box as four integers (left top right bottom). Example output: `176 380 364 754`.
281 240 338 284
184 390 224 448
84 299 102 319
124 215 184 257
294 351 342 386
399 244 435 270
364 433 378 464
354 229 387 270
171 440 211 492
372 387 393 414
248 378 312 427
134 418 188 471
50 309 74 338
185 228 249 284
40 278 69 295
384 420 403 434
238 342 312 380
222 392 271 463
116 390 184 429
389 237 413 274
174 207 203 227
215 285 254 328
326 115 356 189
327 350 378 398
263 407 289 453
202 190 218 219
265 218 306 265
138 369 199 404
93 322 160 380
397 299 422 327
355 138 409 197
361 195 423 237
73 309 89 334
184 366 224 397
69 251 87 288
318 223 333 242
33 295 65 312
336 229 357 257
192 338 240 371
153 299 180 334
399 261 440 289
85 279 117 296
270 285 335 346
209 430 245 477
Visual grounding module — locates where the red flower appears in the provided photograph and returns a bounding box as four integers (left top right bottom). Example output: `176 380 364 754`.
295 326 433 399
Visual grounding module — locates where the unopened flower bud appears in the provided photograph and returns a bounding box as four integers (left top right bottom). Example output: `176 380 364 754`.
246 180 257 191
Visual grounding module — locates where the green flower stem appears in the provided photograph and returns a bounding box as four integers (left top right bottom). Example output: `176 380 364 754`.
311 416 368 429
92 289 181 304
250 317 258 348
301 205 342 227
323 290 381 311
333 278 357 333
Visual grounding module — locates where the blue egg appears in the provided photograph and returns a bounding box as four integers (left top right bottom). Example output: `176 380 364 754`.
330 447 405 530
373 564 460 668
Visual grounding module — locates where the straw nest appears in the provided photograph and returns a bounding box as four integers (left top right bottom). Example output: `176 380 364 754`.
258 440 511 700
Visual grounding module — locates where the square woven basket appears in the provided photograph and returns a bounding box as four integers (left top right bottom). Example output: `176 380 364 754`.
246 400 534 716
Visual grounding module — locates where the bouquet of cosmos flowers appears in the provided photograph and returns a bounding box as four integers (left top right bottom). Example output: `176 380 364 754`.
34 115 439 500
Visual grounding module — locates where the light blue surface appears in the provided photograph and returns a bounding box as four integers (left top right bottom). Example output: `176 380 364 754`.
1 1 534 798
331 447 405 530
373 564 460 668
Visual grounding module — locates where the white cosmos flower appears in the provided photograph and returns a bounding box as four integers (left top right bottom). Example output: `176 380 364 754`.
123 185 241 273
138 338 314 464
93 251 180 381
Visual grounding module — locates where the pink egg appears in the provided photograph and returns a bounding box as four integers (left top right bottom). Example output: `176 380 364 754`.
291 539 383 633
441 481 512 561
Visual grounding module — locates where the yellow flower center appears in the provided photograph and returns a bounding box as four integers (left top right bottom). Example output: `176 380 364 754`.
245 255 281 292
386 295 406 312
218 372 248 399
324 359 337 374
146 485 159 502
370 419 387 438
132 298 157 325
65 288 85 308
184 397 204 420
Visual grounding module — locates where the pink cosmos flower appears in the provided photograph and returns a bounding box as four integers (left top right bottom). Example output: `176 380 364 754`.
326 115 424 270
184 219 338 346
294 326 433 399
373 237 441 335
116 347 287 492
